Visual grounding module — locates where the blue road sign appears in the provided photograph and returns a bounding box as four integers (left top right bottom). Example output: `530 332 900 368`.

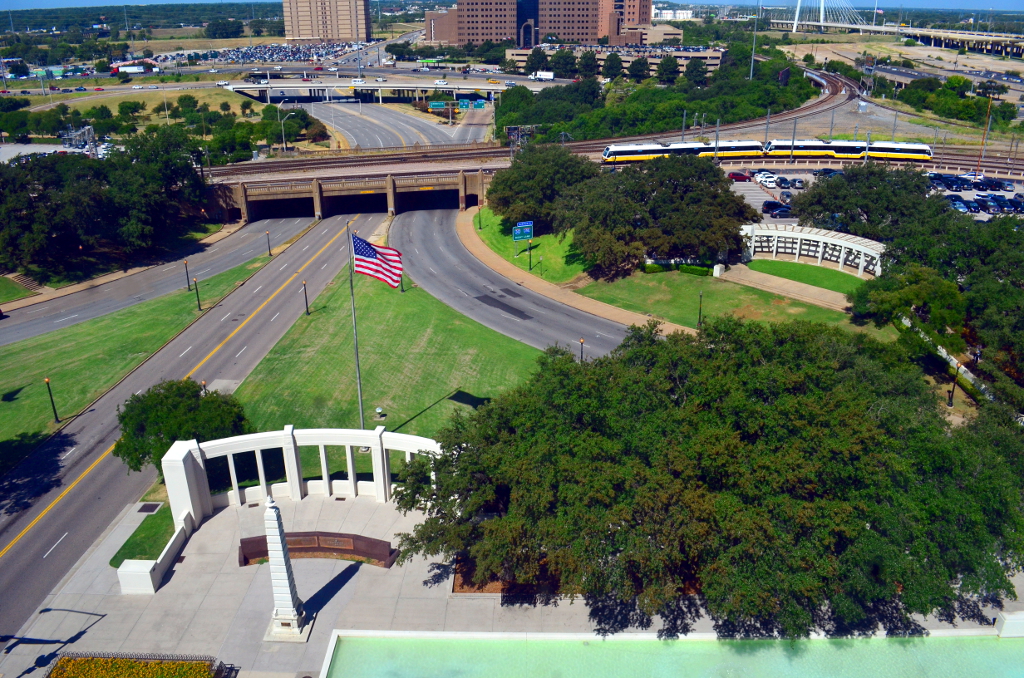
513 222 534 241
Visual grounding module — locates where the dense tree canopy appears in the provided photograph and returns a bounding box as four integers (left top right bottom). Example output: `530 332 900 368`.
396 319 1024 638
553 155 758 274
114 379 252 473
0 125 205 278
793 163 1024 407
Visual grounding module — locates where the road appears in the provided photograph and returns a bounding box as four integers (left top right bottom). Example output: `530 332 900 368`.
391 209 627 358
0 217 313 347
304 100 490 149
0 212 385 644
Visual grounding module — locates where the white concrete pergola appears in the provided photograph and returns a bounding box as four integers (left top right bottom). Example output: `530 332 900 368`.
741 223 885 277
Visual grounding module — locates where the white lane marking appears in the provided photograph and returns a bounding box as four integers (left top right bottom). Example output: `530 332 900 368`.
197 268 211 275
415 248 420 254
596 332 611 338
252 285 263 294
243 249 254 255
221 313 231 322
455 287 469 297
302 245 309 251
60 447 77 460
27 306 48 314
43 532 68 559
179 346 192 357
209 248 219 253
53 315 79 323
499 313 522 322
321 262 329 269
429 267 437 274
162 266 176 271
235 346 247 358
322 228 328 234
279 263 288 271
271 312 280 322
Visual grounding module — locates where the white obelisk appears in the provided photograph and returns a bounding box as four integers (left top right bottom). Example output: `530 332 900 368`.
264 495 307 640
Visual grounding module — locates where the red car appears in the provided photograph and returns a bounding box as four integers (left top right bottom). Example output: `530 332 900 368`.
94 87 104 91
728 171 752 182
313 66 323 71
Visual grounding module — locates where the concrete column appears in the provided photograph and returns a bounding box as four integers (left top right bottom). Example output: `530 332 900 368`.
839 246 849 272
478 169 487 206
772 235 779 259
312 180 323 220
795 237 802 262
228 453 240 505
345 445 357 497
386 174 396 216
370 425 389 503
237 183 250 224
458 170 466 211
264 496 307 639
255 448 268 500
282 425 303 501
318 444 331 497
857 249 866 276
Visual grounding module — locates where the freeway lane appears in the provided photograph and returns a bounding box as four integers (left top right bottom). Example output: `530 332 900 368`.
0 212 384 644
391 209 627 358
0 217 313 347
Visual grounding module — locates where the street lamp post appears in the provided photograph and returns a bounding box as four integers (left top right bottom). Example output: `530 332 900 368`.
302 280 309 315
266 230 272 256
528 239 533 270
278 108 295 152
194 278 201 311
698 290 703 327
947 362 962 408
44 378 59 423
184 259 191 290
579 338 584 362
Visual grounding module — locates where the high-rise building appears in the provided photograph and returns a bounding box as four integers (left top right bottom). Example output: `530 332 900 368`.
597 0 651 42
456 0 518 45
537 0 601 44
283 0 372 42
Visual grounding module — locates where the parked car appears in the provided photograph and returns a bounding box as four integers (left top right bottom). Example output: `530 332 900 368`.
950 201 970 213
974 198 1001 214
776 177 791 189
998 181 1015 192
813 168 842 177
959 171 985 181
727 171 751 182
963 200 981 213
779 191 793 204
761 176 778 189
770 206 794 218
929 180 946 192
1006 199 1024 213
791 178 805 189
761 200 784 213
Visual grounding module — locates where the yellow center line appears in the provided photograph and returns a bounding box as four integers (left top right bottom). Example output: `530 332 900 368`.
185 215 359 379
0 445 114 562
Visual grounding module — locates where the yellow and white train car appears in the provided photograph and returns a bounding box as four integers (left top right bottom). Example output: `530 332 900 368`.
764 139 932 161
602 140 765 163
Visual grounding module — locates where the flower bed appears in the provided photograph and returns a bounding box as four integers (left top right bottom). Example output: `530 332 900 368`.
46 653 223 678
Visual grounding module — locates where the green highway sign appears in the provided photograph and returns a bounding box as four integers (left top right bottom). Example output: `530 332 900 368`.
428 101 447 109
458 100 469 109
473 100 486 109
513 222 534 241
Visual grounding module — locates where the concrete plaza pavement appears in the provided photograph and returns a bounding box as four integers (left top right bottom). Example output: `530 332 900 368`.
5 491 1021 678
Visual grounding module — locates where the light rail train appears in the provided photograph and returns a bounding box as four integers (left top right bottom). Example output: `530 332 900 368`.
601 139 933 163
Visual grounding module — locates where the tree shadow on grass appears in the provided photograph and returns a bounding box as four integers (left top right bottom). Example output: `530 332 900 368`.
0 431 75 517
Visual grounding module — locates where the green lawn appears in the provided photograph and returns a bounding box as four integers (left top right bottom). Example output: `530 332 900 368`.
475 208 590 284
109 504 174 568
746 260 866 295
577 271 897 341
0 277 34 305
234 270 542 451
0 257 267 478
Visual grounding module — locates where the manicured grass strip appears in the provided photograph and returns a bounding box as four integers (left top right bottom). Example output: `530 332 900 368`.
577 271 897 342
108 504 174 568
0 277 34 305
0 257 267 478
746 259 865 295
235 271 542 444
475 207 590 284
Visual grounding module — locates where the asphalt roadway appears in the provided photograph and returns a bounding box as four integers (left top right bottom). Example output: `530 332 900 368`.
0 212 385 643
0 217 312 347
305 100 489 149
391 209 627 358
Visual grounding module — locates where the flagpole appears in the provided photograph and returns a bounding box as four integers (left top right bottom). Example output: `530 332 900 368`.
348 231 366 429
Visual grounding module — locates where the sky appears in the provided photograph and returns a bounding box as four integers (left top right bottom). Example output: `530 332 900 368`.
3 0 1021 13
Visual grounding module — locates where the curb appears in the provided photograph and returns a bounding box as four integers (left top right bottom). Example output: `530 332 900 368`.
456 208 693 336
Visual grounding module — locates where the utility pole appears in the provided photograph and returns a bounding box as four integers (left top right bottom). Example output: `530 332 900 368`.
749 0 760 81
764 107 771 145
828 108 834 140
713 118 720 162
891 110 898 141
681 109 686 142
864 131 872 164
789 118 797 163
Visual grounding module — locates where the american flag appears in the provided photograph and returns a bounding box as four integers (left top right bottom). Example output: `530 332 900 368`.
352 234 403 288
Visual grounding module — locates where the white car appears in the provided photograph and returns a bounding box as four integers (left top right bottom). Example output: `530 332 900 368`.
259 79 269 84
131 85 144 89
351 79 365 85
251 67 260 72
147 85 159 89
959 171 985 181
208 69 219 73
753 172 774 184
217 80 230 86
434 79 448 86
761 177 777 189
273 66 283 70
327 67 338 72
375 77 387 82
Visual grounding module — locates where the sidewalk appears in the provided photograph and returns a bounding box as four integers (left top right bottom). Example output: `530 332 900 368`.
2 222 248 314
455 208 693 336
718 262 851 312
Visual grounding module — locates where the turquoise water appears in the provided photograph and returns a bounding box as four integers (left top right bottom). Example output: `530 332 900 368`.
326 635 1024 678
